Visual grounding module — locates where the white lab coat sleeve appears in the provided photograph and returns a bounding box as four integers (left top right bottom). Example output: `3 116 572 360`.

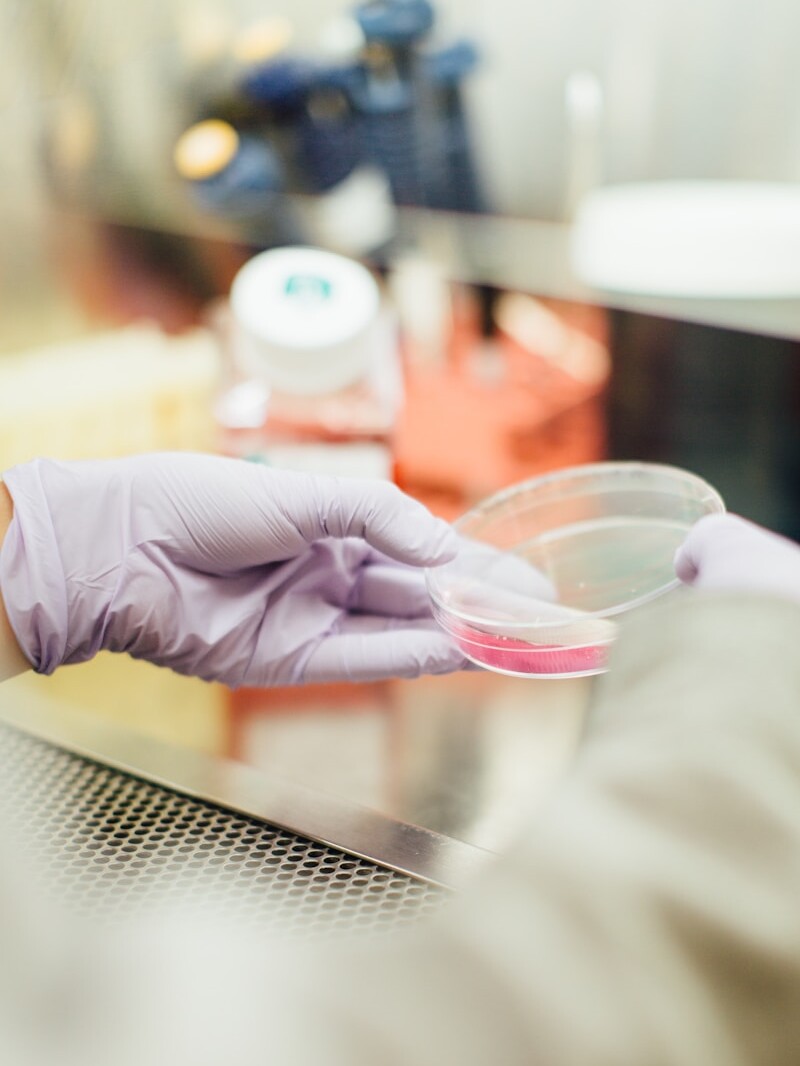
243 592 800 1066
6 592 800 1066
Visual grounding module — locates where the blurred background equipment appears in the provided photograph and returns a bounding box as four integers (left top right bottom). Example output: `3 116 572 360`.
168 1 488 256
393 287 610 519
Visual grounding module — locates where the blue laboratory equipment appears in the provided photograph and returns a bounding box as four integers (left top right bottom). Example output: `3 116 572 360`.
239 57 314 114
240 57 361 195
356 0 435 52
189 134 284 215
424 41 485 213
175 1 488 223
295 71 363 193
352 0 438 208
173 118 302 245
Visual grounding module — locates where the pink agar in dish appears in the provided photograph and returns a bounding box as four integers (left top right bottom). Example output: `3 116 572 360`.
450 621 610 676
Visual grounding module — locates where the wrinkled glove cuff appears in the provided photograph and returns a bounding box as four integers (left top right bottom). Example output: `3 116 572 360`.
0 463 70 674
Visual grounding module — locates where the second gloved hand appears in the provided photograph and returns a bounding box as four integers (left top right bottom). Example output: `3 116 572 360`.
675 512 800 604
0 454 468 687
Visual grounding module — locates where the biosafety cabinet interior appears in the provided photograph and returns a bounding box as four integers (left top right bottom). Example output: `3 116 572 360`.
3 0 800 917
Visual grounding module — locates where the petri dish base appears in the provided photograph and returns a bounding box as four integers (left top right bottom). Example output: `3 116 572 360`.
427 462 725 679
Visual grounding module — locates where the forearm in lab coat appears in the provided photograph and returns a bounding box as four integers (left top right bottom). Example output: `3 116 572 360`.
252 593 800 1066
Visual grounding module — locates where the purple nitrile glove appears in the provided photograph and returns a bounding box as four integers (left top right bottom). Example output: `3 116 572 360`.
0 453 469 687
675 512 800 605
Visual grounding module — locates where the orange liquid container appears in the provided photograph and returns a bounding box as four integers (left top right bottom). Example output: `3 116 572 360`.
393 287 611 520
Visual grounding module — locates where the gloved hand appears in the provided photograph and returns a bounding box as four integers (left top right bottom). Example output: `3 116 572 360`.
675 512 800 604
0 453 468 687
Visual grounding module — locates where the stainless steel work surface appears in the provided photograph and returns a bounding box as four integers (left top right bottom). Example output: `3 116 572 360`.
1 669 590 886
0 720 446 932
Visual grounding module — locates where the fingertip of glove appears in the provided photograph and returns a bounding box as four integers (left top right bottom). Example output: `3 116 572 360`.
426 520 459 565
382 508 459 568
674 512 735 581
417 633 474 677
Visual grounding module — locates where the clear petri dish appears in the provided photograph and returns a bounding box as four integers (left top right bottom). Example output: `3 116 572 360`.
426 461 725 679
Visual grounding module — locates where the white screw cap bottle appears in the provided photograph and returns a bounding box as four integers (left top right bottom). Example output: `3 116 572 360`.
230 246 382 394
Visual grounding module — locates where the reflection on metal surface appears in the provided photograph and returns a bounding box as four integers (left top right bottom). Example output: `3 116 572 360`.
227 671 590 853
3 666 590 883
0 690 488 888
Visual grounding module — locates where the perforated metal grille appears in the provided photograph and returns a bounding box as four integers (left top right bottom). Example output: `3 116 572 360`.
0 722 446 937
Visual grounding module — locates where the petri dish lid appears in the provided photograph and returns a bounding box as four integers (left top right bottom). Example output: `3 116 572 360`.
427 461 725 642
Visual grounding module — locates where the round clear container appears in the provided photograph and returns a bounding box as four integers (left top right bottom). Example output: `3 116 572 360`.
426 461 725 679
